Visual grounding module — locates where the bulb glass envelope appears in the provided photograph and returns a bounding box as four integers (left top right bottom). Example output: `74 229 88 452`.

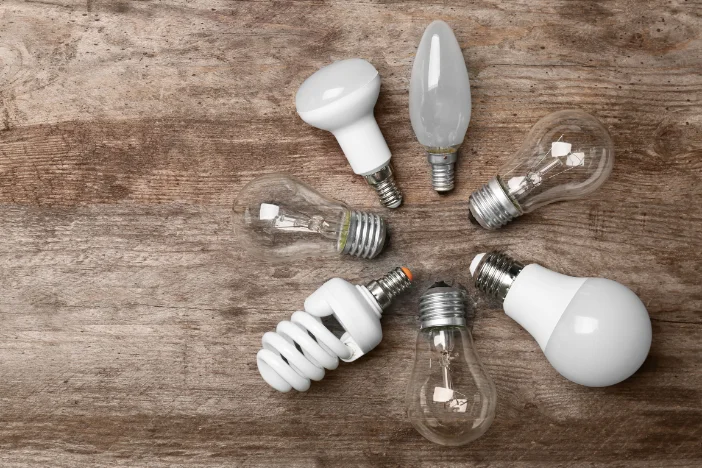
410 20 471 151
233 174 351 259
499 109 614 213
406 326 496 446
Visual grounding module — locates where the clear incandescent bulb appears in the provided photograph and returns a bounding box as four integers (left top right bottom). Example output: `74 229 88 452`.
233 174 387 260
471 251 652 387
469 110 614 229
406 282 496 446
410 20 471 192
296 58 403 208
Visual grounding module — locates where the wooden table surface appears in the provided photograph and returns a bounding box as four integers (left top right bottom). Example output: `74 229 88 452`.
1 1 701 466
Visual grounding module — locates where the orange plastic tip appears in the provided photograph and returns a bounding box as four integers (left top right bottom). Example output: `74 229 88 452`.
401 267 413 282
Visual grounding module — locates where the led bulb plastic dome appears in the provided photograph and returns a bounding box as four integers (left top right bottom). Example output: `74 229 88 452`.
469 110 614 229
471 252 652 387
296 59 403 208
410 20 471 192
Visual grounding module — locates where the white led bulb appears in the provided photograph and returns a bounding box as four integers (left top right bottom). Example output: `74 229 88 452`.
471 252 652 387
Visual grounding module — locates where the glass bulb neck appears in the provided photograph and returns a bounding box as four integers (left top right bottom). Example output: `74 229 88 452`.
468 176 522 230
419 283 469 329
426 150 458 193
364 267 413 311
363 164 403 209
472 251 524 302
339 210 387 259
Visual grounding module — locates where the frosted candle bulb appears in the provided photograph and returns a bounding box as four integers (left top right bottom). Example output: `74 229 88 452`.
296 59 403 208
469 110 614 229
410 20 471 192
258 267 413 392
471 252 652 387
233 174 387 260
406 283 496 446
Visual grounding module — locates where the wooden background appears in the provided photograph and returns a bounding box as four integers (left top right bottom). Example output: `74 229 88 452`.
1 0 700 466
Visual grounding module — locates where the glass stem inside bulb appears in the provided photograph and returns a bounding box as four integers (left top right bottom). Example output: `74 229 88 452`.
438 329 454 391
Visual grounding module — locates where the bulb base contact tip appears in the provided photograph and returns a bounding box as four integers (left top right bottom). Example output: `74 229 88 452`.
468 177 522 230
471 251 524 302
341 211 387 259
427 152 457 193
364 164 403 209
419 282 469 329
365 267 413 310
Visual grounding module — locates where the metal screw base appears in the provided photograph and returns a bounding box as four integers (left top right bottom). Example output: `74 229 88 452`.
341 211 386 259
419 282 469 329
364 164 403 209
428 152 457 193
472 251 524 302
468 177 522 230
365 267 412 310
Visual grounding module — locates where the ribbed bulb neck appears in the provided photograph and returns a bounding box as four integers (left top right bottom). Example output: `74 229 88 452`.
365 267 413 310
340 211 386 259
419 282 469 329
472 251 524 302
364 164 403 209
468 177 522 229
427 151 458 193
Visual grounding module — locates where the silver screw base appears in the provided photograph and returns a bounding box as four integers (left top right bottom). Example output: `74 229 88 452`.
419 282 468 329
342 211 387 259
472 251 524 302
468 177 522 230
365 267 412 310
364 164 403 209
428 152 457 193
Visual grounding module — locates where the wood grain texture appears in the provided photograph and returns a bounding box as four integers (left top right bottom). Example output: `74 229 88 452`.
0 0 701 466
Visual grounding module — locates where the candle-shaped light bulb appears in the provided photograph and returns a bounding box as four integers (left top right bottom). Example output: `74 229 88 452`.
410 21 471 192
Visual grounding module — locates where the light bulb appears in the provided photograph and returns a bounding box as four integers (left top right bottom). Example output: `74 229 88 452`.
296 58 403 209
258 267 413 392
410 20 471 192
469 110 614 229
233 174 388 260
470 251 652 387
406 282 496 446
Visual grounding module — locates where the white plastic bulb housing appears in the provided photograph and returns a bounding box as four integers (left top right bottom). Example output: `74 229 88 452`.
472 252 652 387
469 110 614 229
296 59 403 208
410 21 471 192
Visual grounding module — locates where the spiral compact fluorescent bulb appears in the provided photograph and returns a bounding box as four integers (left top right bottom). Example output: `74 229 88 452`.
470 251 652 387
469 110 614 229
410 20 471 192
406 282 496 446
296 59 403 208
233 174 387 260
257 267 413 392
